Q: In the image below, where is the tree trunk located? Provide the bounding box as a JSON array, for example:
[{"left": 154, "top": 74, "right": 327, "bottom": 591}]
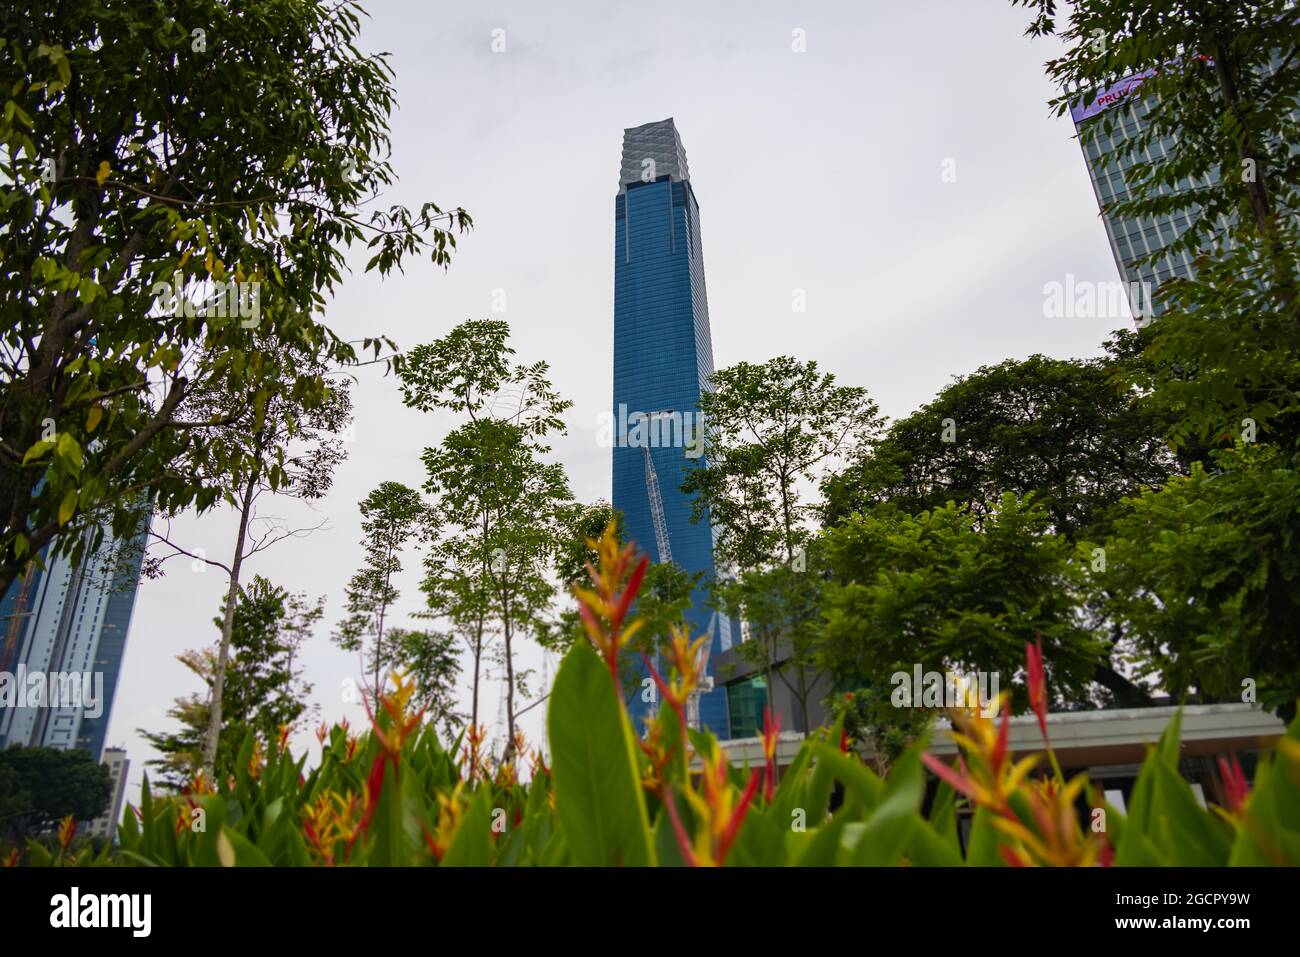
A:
[
  {"left": 502, "top": 593, "right": 517, "bottom": 761},
  {"left": 202, "top": 474, "right": 257, "bottom": 780},
  {"left": 470, "top": 616, "right": 483, "bottom": 732},
  {"left": 373, "top": 541, "right": 394, "bottom": 701}
]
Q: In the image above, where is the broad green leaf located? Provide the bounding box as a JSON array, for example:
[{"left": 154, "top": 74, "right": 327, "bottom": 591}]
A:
[{"left": 547, "top": 642, "right": 654, "bottom": 866}]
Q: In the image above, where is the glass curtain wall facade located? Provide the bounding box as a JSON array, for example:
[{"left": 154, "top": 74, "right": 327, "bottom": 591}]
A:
[
  {"left": 611, "top": 118, "right": 732, "bottom": 736},
  {"left": 0, "top": 517, "right": 147, "bottom": 760},
  {"left": 1073, "top": 51, "right": 1295, "bottom": 319}
]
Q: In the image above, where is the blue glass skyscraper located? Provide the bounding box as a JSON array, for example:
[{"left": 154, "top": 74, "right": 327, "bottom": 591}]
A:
[{"left": 611, "top": 118, "right": 732, "bottom": 736}]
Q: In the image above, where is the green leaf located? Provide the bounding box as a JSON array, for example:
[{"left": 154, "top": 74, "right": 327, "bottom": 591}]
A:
[
  {"left": 58, "top": 488, "right": 77, "bottom": 526},
  {"left": 547, "top": 642, "right": 654, "bottom": 866},
  {"left": 441, "top": 788, "right": 494, "bottom": 867},
  {"left": 216, "top": 828, "right": 271, "bottom": 867}
]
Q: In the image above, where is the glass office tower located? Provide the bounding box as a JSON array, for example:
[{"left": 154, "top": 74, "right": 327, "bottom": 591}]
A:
[
  {"left": 0, "top": 518, "right": 147, "bottom": 761},
  {"left": 1072, "top": 51, "right": 1294, "bottom": 319},
  {"left": 612, "top": 118, "right": 732, "bottom": 736},
  {"left": 1071, "top": 71, "right": 1204, "bottom": 320}
]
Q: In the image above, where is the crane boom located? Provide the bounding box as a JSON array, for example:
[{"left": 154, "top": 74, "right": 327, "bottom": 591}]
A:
[{"left": 641, "top": 444, "right": 672, "bottom": 565}]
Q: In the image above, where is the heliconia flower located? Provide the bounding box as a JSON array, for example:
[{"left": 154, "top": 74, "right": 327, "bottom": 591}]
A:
[
  {"left": 58, "top": 814, "right": 77, "bottom": 852},
  {"left": 247, "top": 738, "right": 264, "bottom": 780},
  {"left": 369, "top": 668, "right": 424, "bottom": 761},
  {"left": 1216, "top": 754, "right": 1250, "bottom": 815},
  {"left": 999, "top": 846, "right": 1029, "bottom": 868},
  {"left": 186, "top": 769, "right": 215, "bottom": 797},
  {"left": 302, "top": 790, "right": 365, "bottom": 866},
  {"left": 463, "top": 723, "right": 488, "bottom": 781},
  {"left": 316, "top": 722, "right": 330, "bottom": 745},
  {"left": 277, "top": 723, "right": 292, "bottom": 754},
  {"left": 528, "top": 747, "right": 548, "bottom": 779},
  {"left": 495, "top": 759, "right": 518, "bottom": 790},
  {"left": 670, "top": 745, "right": 760, "bottom": 867},
  {"left": 573, "top": 520, "right": 648, "bottom": 681},
  {"left": 926, "top": 684, "right": 1105, "bottom": 867},
  {"left": 421, "top": 784, "right": 467, "bottom": 863},
  {"left": 636, "top": 716, "right": 679, "bottom": 796},
  {"left": 761, "top": 707, "right": 781, "bottom": 803},
  {"left": 3, "top": 848, "right": 18, "bottom": 867},
  {"left": 643, "top": 625, "right": 709, "bottom": 728},
  {"left": 1026, "top": 635, "right": 1049, "bottom": 745}
]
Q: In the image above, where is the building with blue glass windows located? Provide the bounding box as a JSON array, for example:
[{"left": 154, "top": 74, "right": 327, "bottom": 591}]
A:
[
  {"left": 0, "top": 517, "right": 147, "bottom": 761},
  {"left": 611, "top": 118, "right": 733, "bottom": 736}
]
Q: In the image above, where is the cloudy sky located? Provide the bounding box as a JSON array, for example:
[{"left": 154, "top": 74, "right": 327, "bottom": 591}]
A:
[{"left": 106, "top": 0, "right": 1130, "bottom": 795}]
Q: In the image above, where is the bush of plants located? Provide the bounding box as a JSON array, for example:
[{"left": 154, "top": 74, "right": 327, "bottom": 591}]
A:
[{"left": 9, "top": 524, "right": 1298, "bottom": 867}]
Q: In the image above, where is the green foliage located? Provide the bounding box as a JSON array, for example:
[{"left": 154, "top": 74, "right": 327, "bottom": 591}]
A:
[
  {"left": 0, "top": 745, "right": 110, "bottom": 838},
  {"left": 822, "top": 350, "right": 1177, "bottom": 540},
  {"left": 12, "top": 622, "right": 1300, "bottom": 867},
  {"left": 335, "top": 481, "right": 429, "bottom": 700},
  {"left": 387, "top": 626, "right": 462, "bottom": 737},
  {"left": 140, "top": 575, "right": 321, "bottom": 789},
  {"left": 1096, "top": 444, "right": 1300, "bottom": 716},
  {"left": 685, "top": 355, "right": 883, "bottom": 568},
  {"left": 402, "top": 320, "right": 574, "bottom": 744},
  {"left": 547, "top": 643, "right": 654, "bottom": 865},
  {"left": 0, "top": 0, "right": 469, "bottom": 595},
  {"left": 819, "top": 494, "right": 1102, "bottom": 715}
]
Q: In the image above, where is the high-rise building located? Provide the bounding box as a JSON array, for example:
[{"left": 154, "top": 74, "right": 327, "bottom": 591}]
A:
[
  {"left": 86, "top": 746, "right": 130, "bottom": 842},
  {"left": 1071, "top": 71, "right": 1202, "bottom": 320},
  {"left": 611, "top": 118, "right": 732, "bottom": 736},
  {"left": 1072, "top": 52, "right": 1294, "bottom": 319},
  {"left": 0, "top": 517, "right": 147, "bottom": 760}
]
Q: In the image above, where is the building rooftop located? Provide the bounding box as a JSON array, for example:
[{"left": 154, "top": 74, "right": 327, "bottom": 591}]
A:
[{"left": 619, "top": 117, "right": 690, "bottom": 192}]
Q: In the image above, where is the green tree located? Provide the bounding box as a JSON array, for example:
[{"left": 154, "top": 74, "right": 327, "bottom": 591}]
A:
[
  {"left": 683, "top": 356, "right": 882, "bottom": 731},
  {"left": 1011, "top": 0, "right": 1300, "bottom": 449},
  {"left": 822, "top": 349, "right": 1176, "bottom": 539},
  {"left": 147, "top": 353, "right": 349, "bottom": 778},
  {"left": 387, "top": 626, "right": 462, "bottom": 738},
  {"left": 402, "top": 320, "right": 573, "bottom": 753},
  {"left": 1012, "top": 0, "right": 1300, "bottom": 715},
  {"left": 1097, "top": 444, "right": 1300, "bottom": 718},
  {"left": 0, "top": 745, "right": 110, "bottom": 837},
  {"left": 819, "top": 495, "right": 1103, "bottom": 725},
  {"left": 140, "top": 575, "right": 321, "bottom": 788},
  {"left": 0, "top": 0, "right": 469, "bottom": 596},
  {"left": 335, "top": 481, "right": 429, "bottom": 701}
]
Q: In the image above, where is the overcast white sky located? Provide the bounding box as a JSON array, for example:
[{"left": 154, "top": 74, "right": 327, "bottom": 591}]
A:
[{"left": 106, "top": 0, "right": 1130, "bottom": 797}]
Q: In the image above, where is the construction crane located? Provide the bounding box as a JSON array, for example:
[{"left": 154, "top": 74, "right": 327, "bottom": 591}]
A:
[
  {"left": 641, "top": 443, "right": 672, "bottom": 565},
  {"left": 641, "top": 420, "right": 714, "bottom": 729}
]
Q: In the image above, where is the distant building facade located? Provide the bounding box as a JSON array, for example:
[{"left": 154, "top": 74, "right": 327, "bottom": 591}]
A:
[
  {"left": 86, "top": 746, "right": 130, "bottom": 842},
  {"left": 0, "top": 517, "right": 148, "bottom": 760}
]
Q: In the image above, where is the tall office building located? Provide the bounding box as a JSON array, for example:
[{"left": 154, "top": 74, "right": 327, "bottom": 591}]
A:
[
  {"left": 612, "top": 118, "right": 732, "bottom": 736},
  {"left": 87, "top": 746, "right": 130, "bottom": 842},
  {"left": 1071, "top": 71, "right": 1204, "bottom": 320},
  {"left": 0, "top": 517, "right": 147, "bottom": 760},
  {"left": 1072, "top": 52, "right": 1293, "bottom": 318}
]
